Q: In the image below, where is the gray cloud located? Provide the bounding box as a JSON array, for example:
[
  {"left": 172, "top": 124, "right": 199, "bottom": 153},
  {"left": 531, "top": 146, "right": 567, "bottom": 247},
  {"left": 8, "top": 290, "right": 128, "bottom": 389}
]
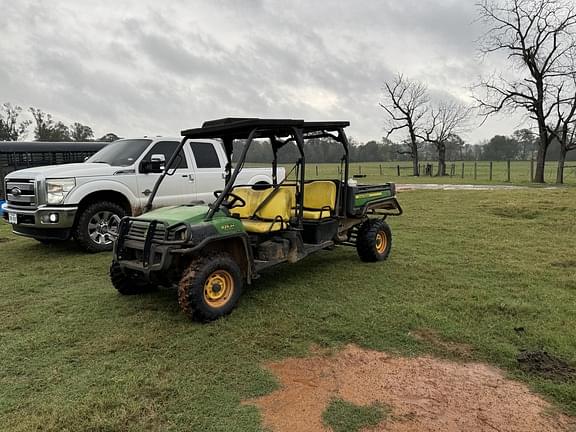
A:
[{"left": 0, "top": 0, "right": 526, "bottom": 142}]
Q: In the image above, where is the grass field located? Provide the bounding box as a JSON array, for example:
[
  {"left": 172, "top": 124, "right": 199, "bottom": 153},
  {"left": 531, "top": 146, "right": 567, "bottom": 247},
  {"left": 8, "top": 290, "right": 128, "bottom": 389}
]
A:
[
  {"left": 264, "top": 160, "right": 576, "bottom": 185},
  {"left": 1, "top": 188, "right": 575, "bottom": 431}
]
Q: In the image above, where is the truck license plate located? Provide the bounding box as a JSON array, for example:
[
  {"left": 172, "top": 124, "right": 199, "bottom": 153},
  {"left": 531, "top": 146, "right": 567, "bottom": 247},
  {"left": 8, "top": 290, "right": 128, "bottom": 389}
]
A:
[{"left": 8, "top": 213, "right": 17, "bottom": 224}]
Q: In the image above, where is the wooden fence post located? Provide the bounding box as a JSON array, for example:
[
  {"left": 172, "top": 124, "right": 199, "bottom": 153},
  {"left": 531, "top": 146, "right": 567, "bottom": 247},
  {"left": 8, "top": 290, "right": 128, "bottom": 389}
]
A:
[
  {"left": 506, "top": 160, "right": 511, "bottom": 182},
  {"left": 397, "top": 165, "right": 400, "bottom": 176},
  {"left": 379, "top": 164, "right": 382, "bottom": 175},
  {"left": 461, "top": 162, "right": 465, "bottom": 179},
  {"left": 489, "top": 161, "right": 493, "bottom": 181},
  {"left": 530, "top": 159, "right": 534, "bottom": 182},
  {"left": 474, "top": 162, "right": 477, "bottom": 180},
  {"left": 315, "top": 165, "right": 318, "bottom": 176},
  {"left": 359, "top": 165, "right": 362, "bottom": 175}
]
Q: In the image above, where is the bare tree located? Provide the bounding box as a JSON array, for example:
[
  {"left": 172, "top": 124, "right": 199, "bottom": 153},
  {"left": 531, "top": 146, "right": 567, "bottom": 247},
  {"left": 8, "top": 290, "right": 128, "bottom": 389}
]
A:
[
  {"left": 0, "top": 103, "right": 31, "bottom": 141},
  {"left": 419, "top": 101, "right": 471, "bottom": 176},
  {"left": 475, "top": 0, "right": 576, "bottom": 183},
  {"left": 549, "top": 79, "right": 576, "bottom": 182},
  {"left": 380, "top": 74, "right": 429, "bottom": 176}
]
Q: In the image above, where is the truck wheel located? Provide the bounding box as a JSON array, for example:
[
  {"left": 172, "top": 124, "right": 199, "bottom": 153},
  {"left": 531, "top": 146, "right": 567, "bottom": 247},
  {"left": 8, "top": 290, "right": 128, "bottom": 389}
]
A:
[
  {"left": 178, "top": 252, "right": 244, "bottom": 322},
  {"left": 110, "top": 262, "right": 156, "bottom": 295},
  {"left": 74, "top": 201, "right": 125, "bottom": 253},
  {"left": 356, "top": 219, "right": 392, "bottom": 262}
]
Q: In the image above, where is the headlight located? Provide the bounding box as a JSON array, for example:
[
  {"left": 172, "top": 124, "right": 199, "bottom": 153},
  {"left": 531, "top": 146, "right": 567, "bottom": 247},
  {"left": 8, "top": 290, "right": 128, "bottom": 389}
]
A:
[{"left": 46, "top": 178, "right": 76, "bottom": 204}]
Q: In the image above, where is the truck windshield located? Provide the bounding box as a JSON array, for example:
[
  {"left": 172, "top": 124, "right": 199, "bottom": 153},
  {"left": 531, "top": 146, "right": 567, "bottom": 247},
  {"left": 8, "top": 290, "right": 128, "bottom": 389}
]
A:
[{"left": 86, "top": 139, "right": 152, "bottom": 166}]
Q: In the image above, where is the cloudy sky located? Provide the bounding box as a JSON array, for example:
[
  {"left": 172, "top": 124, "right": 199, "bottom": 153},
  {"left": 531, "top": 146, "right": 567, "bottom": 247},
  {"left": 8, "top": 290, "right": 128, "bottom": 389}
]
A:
[{"left": 0, "top": 0, "right": 527, "bottom": 143}]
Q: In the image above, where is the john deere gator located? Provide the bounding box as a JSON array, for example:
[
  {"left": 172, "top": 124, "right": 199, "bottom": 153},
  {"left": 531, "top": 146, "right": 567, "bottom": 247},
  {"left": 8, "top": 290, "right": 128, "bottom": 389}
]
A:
[{"left": 110, "top": 118, "right": 402, "bottom": 322}]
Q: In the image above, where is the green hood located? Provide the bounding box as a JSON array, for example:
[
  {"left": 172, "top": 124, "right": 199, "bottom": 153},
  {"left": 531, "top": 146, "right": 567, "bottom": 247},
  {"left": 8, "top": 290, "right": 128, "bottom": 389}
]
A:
[
  {"left": 135, "top": 205, "right": 245, "bottom": 235},
  {"left": 137, "top": 205, "right": 212, "bottom": 226}
]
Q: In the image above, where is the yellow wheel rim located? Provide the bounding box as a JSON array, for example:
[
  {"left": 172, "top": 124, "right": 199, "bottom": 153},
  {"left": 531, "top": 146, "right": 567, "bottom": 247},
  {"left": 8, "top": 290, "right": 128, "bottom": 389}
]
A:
[
  {"left": 203, "top": 270, "right": 234, "bottom": 308},
  {"left": 375, "top": 231, "right": 387, "bottom": 254}
]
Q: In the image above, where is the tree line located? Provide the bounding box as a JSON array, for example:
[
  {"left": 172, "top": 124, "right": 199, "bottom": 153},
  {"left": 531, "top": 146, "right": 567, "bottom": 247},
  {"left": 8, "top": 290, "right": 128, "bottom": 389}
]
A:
[
  {"left": 234, "top": 128, "right": 574, "bottom": 165},
  {"left": 0, "top": 103, "right": 120, "bottom": 142},
  {"left": 3, "top": 101, "right": 573, "bottom": 166}
]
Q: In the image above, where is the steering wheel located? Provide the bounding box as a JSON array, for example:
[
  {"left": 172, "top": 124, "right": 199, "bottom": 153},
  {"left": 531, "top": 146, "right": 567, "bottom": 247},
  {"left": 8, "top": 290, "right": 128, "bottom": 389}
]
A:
[{"left": 213, "top": 191, "right": 246, "bottom": 209}]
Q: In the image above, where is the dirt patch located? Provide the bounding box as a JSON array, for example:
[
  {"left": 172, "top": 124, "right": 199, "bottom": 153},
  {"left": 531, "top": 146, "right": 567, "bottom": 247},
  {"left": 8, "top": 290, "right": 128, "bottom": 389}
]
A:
[
  {"left": 518, "top": 350, "right": 576, "bottom": 382},
  {"left": 410, "top": 328, "right": 473, "bottom": 358},
  {"left": 245, "top": 345, "right": 574, "bottom": 432}
]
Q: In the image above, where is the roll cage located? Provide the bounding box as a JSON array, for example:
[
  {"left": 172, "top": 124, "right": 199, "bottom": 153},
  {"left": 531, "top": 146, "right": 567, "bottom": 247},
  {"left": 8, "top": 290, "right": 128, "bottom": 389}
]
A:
[{"left": 144, "top": 118, "right": 352, "bottom": 226}]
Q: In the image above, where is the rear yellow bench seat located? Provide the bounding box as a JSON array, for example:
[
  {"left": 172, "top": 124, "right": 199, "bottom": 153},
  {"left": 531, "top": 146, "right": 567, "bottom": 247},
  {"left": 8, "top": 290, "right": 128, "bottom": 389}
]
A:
[
  {"left": 285, "top": 181, "right": 337, "bottom": 220},
  {"left": 231, "top": 187, "right": 294, "bottom": 233}
]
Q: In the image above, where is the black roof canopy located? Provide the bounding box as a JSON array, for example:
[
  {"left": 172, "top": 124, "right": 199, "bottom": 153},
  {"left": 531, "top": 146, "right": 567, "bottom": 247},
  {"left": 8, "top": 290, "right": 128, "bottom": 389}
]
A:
[{"left": 181, "top": 118, "right": 350, "bottom": 140}]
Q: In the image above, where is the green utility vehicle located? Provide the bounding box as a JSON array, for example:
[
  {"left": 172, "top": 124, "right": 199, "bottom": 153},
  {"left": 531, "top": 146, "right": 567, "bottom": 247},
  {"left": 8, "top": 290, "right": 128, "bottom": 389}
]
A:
[{"left": 110, "top": 118, "right": 402, "bottom": 322}]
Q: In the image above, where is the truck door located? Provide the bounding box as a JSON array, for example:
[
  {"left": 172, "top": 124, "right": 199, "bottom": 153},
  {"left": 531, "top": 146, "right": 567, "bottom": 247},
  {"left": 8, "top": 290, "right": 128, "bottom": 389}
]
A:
[
  {"left": 136, "top": 141, "right": 197, "bottom": 210},
  {"left": 187, "top": 141, "right": 226, "bottom": 204}
]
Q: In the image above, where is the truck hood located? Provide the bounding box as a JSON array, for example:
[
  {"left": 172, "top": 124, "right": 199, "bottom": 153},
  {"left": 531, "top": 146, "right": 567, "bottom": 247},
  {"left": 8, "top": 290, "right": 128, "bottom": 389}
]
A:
[{"left": 5, "top": 163, "right": 129, "bottom": 180}]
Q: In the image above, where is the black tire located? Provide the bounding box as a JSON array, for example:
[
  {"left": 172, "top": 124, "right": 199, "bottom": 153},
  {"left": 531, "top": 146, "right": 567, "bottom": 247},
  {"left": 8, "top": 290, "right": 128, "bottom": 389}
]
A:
[
  {"left": 110, "top": 262, "right": 156, "bottom": 295},
  {"left": 356, "top": 219, "right": 392, "bottom": 262},
  {"left": 74, "top": 201, "right": 125, "bottom": 253},
  {"left": 178, "top": 252, "right": 244, "bottom": 322}
]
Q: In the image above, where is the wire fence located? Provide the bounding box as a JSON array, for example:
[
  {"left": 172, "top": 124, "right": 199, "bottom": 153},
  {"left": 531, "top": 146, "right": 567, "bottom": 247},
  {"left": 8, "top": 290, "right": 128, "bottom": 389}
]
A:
[{"left": 304, "top": 161, "right": 576, "bottom": 184}]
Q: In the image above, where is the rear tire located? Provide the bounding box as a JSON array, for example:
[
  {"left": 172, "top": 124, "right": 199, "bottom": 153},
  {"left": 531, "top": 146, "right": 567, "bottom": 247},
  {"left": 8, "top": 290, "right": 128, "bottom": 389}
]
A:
[
  {"left": 74, "top": 201, "right": 125, "bottom": 253},
  {"left": 178, "top": 252, "right": 244, "bottom": 322},
  {"left": 110, "top": 262, "right": 156, "bottom": 295},
  {"left": 356, "top": 219, "right": 392, "bottom": 262}
]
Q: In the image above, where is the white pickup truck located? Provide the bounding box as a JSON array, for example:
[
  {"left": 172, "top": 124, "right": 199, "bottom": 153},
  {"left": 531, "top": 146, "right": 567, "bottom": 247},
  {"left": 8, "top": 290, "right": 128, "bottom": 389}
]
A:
[{"left": 2, "top": 137, "right": 283, "bottom": 252}]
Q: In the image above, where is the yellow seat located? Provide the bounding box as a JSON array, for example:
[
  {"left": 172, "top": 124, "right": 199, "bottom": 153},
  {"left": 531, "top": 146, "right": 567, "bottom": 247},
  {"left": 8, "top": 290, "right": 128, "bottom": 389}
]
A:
[
  {"left": 231, "top": 187, "right": 294, "bottom": 233},
  {"left": 289, "top": 181, "right": 337, "bottom": 220}
]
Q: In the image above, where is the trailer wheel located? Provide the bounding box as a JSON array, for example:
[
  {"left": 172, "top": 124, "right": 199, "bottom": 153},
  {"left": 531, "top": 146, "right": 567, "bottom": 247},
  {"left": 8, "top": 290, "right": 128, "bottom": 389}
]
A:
[
  {"left": 356, "top": 219, "right": 392, "bottom": 262},
  {"left": 178, "top": 252, "right": 244, "bottom": 322},
  {"left": 110, "top": 262, "right": 156, "bottom": 295}
]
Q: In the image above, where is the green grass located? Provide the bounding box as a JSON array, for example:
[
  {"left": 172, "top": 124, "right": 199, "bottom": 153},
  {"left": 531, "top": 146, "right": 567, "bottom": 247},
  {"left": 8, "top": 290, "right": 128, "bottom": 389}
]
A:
[
  {"left": 1, "top": 188, "right": 576, "bottom": 431},
  {"left": 322, "top": 398, "right": 388, "bottom": 432},
  {"left": 249, "top": 160, "right": 576, "bottom": 185}
]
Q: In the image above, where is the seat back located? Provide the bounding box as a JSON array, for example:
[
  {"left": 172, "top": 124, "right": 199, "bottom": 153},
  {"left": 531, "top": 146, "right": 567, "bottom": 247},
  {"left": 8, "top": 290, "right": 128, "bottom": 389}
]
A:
[
  {"left": 231, "top": 187, "right": 293, "bottom": 222},
  {"left": 303, "top": 181, "right": 337, "bottom": 211}
]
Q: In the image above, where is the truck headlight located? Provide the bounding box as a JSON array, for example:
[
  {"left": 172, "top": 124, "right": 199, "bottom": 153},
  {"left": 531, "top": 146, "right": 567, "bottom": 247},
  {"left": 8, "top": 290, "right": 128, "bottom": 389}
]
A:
[{"left": 46, "top": 178, "right": 76, "bottom": 204}]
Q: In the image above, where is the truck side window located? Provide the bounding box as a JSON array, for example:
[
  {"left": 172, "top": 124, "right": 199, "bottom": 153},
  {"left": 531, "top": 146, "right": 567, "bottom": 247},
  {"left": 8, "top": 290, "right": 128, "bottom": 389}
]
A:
[
  {"left": 189, "top": 142, "right": 221, "bottom": 168},
  {"left": 142, "top": 141, "right": 187, "bottom": 169}
]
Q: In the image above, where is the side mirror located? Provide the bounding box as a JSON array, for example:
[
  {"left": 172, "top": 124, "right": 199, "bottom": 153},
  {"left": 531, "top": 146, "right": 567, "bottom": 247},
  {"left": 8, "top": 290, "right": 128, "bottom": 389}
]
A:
[{"left": 141, "top": 154, "right": 165, "bottom": 173}]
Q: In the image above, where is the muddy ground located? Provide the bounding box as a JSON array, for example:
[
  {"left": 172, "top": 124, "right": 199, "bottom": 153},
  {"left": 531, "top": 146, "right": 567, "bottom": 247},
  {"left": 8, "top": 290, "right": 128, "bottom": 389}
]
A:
[{"left": 245, "top": 345, "right": 575, "bottom": 432}]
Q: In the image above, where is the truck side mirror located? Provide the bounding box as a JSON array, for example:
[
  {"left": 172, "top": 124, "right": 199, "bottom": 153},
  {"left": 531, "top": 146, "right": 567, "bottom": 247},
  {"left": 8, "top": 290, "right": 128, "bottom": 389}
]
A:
[{"left": 141, "top": 154, "right": 166, "bottom": 173}]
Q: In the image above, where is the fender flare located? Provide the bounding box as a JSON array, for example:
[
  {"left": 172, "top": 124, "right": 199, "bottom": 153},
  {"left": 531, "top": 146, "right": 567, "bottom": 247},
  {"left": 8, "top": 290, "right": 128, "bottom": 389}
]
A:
[{"left": 65, "top": 180, "right": 139, "bottom": 211}]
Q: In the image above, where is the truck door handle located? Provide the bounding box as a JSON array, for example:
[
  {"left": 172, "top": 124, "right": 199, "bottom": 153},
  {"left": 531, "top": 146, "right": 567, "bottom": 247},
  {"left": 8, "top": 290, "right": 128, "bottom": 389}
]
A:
[{"left": 142, "top": 189, "right": 152, "bottom": 196}]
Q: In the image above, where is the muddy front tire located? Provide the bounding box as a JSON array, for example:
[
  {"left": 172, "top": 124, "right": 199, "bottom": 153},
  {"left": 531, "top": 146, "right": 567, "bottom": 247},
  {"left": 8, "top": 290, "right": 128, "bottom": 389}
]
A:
[
  {"left": 110, "top": 262, "right": 156, "bottom": 295},
  {"left": 356, "top": 219, "right": 392, "bottom": 262},
  {"left": 178, "top": 252, "right": 244, "bottom": 322}
]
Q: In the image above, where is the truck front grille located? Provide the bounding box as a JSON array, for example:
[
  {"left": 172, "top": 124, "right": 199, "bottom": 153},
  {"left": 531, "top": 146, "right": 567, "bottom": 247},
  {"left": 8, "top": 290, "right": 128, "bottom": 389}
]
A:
[{"left": 6, "top": 180, "right": 37, "bottom": 207}]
